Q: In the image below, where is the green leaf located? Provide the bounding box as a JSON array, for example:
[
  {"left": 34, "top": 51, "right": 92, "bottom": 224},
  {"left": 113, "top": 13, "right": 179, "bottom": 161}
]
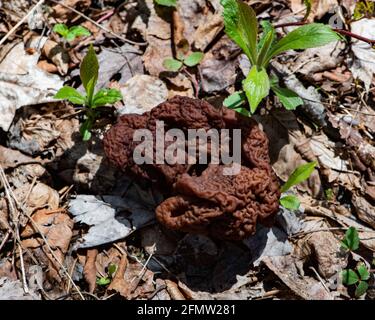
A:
[
  {"left": 223, "top": 91, "right": 247, "bottom": 109},
  {"left": 342, "top": 269, "right": 359, "bottom": 286},
  {"left": 154, "top": 0, "right": 177, "bottom": 7},
  {"left": 280, "top": 195, "right": 301, "bottom": 211},
  {"left": 233, "top": 107, "right": 251, "bottom": 117},
  {"left": 280, "top": 161, "right": 317, "bottom": 193},
  {"left": 96, "top": 277, "right": 111, "bottom": 286},
  {"left": 266, "top": 23, "right": 341, "bottom": 63},
  {"left": 237, "top": 0, "right": 258, "bottom": 64},
  {"left": 53, "top": 23, "right": 69, "bottom": 38},
  {"left": 184, "top": 52, "right": 204, "bottom": 67},
  {"left": 108, "top": 264, "right": 117, "bottom": 278},
  {"left": 242, "top": 65, "right": 270, "bottom": 114},
  {"left": 66, "top": 26, "right": 91, "bottom": 42},
  {"left": 80, "top": 44, "right": 99, "bottom": 105},
  {"left": 341, "top": 227, "right": 360, "bottom": 251},
  {"left": 357, "top": 263, "right": 370, "bottom": 281},
  {"left": 257, "top": 28, "right": 275, "bottom": 67},
  {"left": 355, "top": 281, "right": 369, "bottom": 298},
  {"left": 92, "top": 89, "right": 123, "bottom": 107},
  {"left": 303, "top": 0, "right": 312, "bottom": 21},
  {"left": 80, "top": 119, "right": 93, "bottom": 141},
  {"left": 221, "top": 0, "right": 258, "bottom": 64},
  {"left": 54, "top": 86, "right": 86, "bottom": 105},
  {"left": 271, "top": 85, "right": 303, "bottom": 110},
  {"left": 163, "top": 58, "right": 183, "bottom": 72},
  {"left": 258, "top": 20, "right": 276, "bottom": 51}
]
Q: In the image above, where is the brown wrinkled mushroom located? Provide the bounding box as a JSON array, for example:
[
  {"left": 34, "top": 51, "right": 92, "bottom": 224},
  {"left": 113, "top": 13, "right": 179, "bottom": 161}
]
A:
[{"left": 103, "top": 96, "right": 280, "bottom": 240}]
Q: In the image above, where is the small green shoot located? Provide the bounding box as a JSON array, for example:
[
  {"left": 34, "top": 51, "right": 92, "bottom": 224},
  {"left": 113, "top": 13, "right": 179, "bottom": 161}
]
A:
[
  {"left": 163, "top": 52, "right": 204, "bottom": 72},
  {"left": 54, "top": 45, "right": 123, "bottom": 141},
  {"left": 341, "top": 226, "right": 360, "bottom": 252},
  {"left": 342, "top": 262, "right": 371, "bottom": 298},
  {"left": 96, "top": 263, "right": 117, "bottom": 286},
  {"left": 53, "top": 23, "right": 91, "bottom": 42},
  {"left": 279, "top": 161, "right": 317, "bottom": 211},
  {"left": 221, "top": 0, "right": 340, "bottom": 114}
]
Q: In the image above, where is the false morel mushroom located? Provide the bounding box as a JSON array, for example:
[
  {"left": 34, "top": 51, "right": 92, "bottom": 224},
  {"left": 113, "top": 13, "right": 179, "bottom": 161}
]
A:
[{"left": 103, "top": 96, "right": 280, "bottom": 240}]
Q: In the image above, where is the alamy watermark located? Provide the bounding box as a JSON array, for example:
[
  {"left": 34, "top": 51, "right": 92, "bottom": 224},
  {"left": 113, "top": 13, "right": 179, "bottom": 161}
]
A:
[{"left": 132, "top": 121, "right": 242, "bottom": 175}]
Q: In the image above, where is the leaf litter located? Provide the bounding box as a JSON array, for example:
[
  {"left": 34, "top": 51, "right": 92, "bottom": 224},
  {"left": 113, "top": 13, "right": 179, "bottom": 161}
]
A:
[{"left": 0, "top": 0, "right": 374, "bottom": 301}]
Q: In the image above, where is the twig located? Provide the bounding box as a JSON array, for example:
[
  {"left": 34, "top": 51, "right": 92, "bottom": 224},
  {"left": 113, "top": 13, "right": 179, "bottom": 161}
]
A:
[
  {"left": 47, "top": 0, "right": 147, "bottom": 46},
  {"left": 18, "top": 244, "right": 29, "bottom": 294},
  {"left": 0, "top": 165, "right": 85, "bottom": 300},
  {"left": 0, "top": 0, "right": 45, "bottom": 46},
  {"left": 274, "top": 22, "right": 375, "bottom": 45}
]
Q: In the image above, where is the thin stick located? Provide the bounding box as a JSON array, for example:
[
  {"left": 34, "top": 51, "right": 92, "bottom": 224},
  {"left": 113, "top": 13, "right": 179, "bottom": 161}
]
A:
[
  {"left": 18, "top": 244, "right": 29, "bottom": 294},
  {"left": 0, "top": 0, "right": 45, "bottom": 46},
  {"left": 47, "top": 0, "right": 147, "bottom": 46}
]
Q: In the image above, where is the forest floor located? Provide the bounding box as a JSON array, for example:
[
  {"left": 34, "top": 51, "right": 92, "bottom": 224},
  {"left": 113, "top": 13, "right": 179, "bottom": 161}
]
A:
[{"left": 0, "top": 0, "right": 374, "bottom": 300}]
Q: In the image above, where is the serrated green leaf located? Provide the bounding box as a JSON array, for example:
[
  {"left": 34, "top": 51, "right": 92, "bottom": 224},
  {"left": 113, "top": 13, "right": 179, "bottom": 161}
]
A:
[
  {"left": 280, "top": 161, "right": 317, "bottom": 193},
  {"left": 81, "top": 44, "right": 99, "bottom": 105},
  {"left": 53, "top": 23, "right": 69, "bottom": 38},
  {"left": 163, "top": 58, "right": 183, "bottom": 72},
  {"left": 184, "top": 52, "right": 204, "bottom": 67},
  {"left": 54, "top": 86, "right": 86, "bottom": 105},
  {"left": 280, "top": 195, "right": 301, "bottom": 211},
  {"left": 271, "top": 85, "right": 303, "bottom": 110},
  {"left": 242, "top": 65, "right": 270, "bottom": 114},
  {"left": 355, "top": 281, "right": 369, "bottom": 297},
  {"left": 357, "top": 263, "right": 370, "bottom": 281},
  {"left": 155, "top": 0, "right": 177, "bottom": 7},
  {"left": 341, "top": 227, "right": 360, "bottom": 251},
  {"left": 221, "top": 0, "right": 257, "bottom": 64},
  {"left": 223, "top": 91, "right": 247, "bottom": 109},
  {"left": 96, "top": 277, "right": 111, "bottom": 286},
  {"left": 266, "top": 23, "right": 340, "bottom": 63},
  {"left": 92, "top": 89, "right": 123, "bottom": 107},
  {"left": 257, "top": 28, "right": 275, "bottom": 67},
  {"left": 342, "top": 269, "right": 359, "bottom": 286}
]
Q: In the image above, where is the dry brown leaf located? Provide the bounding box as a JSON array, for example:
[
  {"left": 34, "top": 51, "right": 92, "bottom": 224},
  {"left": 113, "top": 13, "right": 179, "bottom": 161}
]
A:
[
  {"left": 165, "top": 279, "right": 186, "bottom": 300},
  {"left": 263, "top": 255, "right": 334, "bottom": 300},
  {"left": 108, "top": 254, "right": 130, "bottom": 298},
  {"left": 83, "top": 249, "right": 98, "bottom": 293}
]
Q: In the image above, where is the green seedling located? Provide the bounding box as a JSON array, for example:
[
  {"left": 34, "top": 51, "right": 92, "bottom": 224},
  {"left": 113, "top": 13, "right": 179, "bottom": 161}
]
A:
[
  {"left": 53, "top": 23, "right": 91, "bottom": 43},
  {"left": 96, "top": 263, "right": 117, "bottom": 286},
  {"left": 163, "top": 52, "right": 204, "bottom": 72},
  {"left": 221, "top": 0, "right": 340, "bottom": 114},
  {"left": 341, "top": 226, "right": 360, "bottom": 252},
  {"left": 54, "top": 45, "right": 123, "bottom": 141},
  {"left": 279, "top": 161, "right": 317, "bottom": 211},
  {"left": 342, "top": 262, "right": 370, "bottom": 298},
  {"left": 341, "top": 227, "right": 372, "bottom": 298},
  {"left": 154, "top": 0, "right": 177, "bottom": 7}
]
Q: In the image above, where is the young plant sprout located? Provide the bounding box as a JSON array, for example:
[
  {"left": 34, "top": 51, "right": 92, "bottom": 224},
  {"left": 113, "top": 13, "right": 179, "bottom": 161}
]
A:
[
  {"left": 54, "top": 45, "right": 123, "bottom": 141},
  {"left": 221, "top": 0, "right": 341, "bottom": 115},
  {"left": 53, "top": 23, "right": 91, "bottom": 45},
  {"left": 279, "top": 161, "right": 317, "bottom": 210},
  {"left": 163, "top": 51, "right": 204, "bottom": 72}
]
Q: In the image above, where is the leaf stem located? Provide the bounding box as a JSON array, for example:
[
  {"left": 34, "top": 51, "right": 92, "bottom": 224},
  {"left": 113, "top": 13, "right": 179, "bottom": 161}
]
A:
[{"left": 274, "top": 22, "right": 375, "bottom": 45}]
